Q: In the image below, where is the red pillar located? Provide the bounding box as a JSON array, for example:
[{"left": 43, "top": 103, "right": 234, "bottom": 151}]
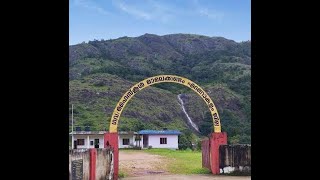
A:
[
  {"left": 210, "top": 132, "right": 227, "bottom": 174},
  {"left": 104, "top": 132, "right": 119, "bottom": 180},
  {"left": 89, "top": 148, "right": 97, "bottom": 180}
]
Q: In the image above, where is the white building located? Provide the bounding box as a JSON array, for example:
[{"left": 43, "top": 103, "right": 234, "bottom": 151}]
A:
[
  {"left": 70, "top": 129, "right": 181, "bottom": 150},
  {"left": 118, "top": 131, "right": 142, "bottom": 148},
  {"left": 138, "top": 130, "right": 181, "bottom": 149},
  {"left": 70, "top": 131, "right": 106, "bottom": 149}
]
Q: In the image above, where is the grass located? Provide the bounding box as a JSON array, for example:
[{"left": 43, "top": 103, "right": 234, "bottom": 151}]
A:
[
  {"left": 143, "top": 148, "right": 211, "bottom": 174},
  {"left": 118, "top": 170, "right": 127, "bottom": 178}
]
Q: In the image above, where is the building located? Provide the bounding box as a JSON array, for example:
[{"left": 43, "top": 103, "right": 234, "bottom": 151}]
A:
[
  {"left": 70, "top": 129, "right": 181, "bottom": 150},
  {"left": 118, "top": 131, "right": 141, "bottom": 148},
  {"left": 138, "top": 130, "right": 181, "bottom": 149},
  {"left": 71, "top": 131, "right": 106, "bottom": 149}
]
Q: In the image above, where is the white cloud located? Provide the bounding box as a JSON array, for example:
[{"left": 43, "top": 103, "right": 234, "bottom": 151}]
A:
[
  {"left": 74, "top": 0, "right": 110, "bottom": 15},
  {"left": 75, "top": 0, "right": 224, "bottom": 22},
  {"left": 112, "top": 0, "right": 175, "bottom": 23},
  {"left": 117, "top": 1, "right": 152, "bottom": 20}
]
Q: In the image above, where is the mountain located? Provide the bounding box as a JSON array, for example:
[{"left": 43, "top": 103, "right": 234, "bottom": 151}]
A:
[{"left": 69, "top": 33, "right": 251, "bottom": 144}]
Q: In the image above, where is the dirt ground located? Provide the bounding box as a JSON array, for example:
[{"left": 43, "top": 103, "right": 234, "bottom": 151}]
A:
[
  {"left": 119, "top": 151, "right": 171, "bottom": 177},
  {"left": 121, "top": 174, "right": 251, "bottom": 180},
  {"left": 119, "top": 151, "right": 251, "bottom": 180}
]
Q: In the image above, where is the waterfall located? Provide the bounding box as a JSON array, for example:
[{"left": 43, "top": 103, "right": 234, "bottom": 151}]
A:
[{"left": 177, "top": 94, "right": 199, "bottom": 132}]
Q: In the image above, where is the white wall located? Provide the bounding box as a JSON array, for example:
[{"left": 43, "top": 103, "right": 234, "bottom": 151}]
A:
[
  {"left": 118, "top": 134, "right": 133, "bottom": 148},
  {"left": 72, "top": 134, "right": 145, "bottom": 149},
  {"left": 118, "top": 134, "right": 143, "bottom": 148},
  {"left": 73, "top": 134, "right": 104, "bottom": 149},
  {"left": 148, "top": 135, "right": 178, "bottom": 149}
]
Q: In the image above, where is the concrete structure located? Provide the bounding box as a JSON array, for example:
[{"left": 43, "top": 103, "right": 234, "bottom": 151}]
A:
[
  {"left": 118, "top": 131, "right": 142, "bottom": 148},
  {"left": 104, "top": 133, "right": 118, "bottom": 180},
  {"left": 138, "top": 130, "right": 181, "bottom": 149},
  {"left": 70, "top": 131, "right": 141, "bottom": 149},
  {"left": 69, "top": 148, "right": 114, "bottom": 180},
  {"left": 69, "top": 149, "right": 90, "bottom": 179},
  {"left": 219, "top": 144, "right": 251, "bottom": 174},
  {"left": 201, "top": 138, "right": 211, "bottom": 170},
  {"left": 201, "top": 132, "right": 228, "bottom": 175},
  {"left": 70, "top": 129, "right": 181, "bottom": 149},
  {"left": 70, "top": 131, "right": 106, "bottom": 149}
]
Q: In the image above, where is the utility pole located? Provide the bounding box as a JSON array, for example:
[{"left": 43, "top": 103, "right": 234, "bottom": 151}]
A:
[{"left": 71, "top": 104, "right": 74, "bottom": 149}]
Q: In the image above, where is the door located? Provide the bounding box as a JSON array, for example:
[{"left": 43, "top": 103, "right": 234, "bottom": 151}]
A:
[
  {"left": 143, "top": 135, "right": 148, "bottom": 148},
  {"left": 94, "top": 139, "right": 99, "bottom": 148},
  {"left": 73, "top": 140, "right": 77, "bottom": 149}
]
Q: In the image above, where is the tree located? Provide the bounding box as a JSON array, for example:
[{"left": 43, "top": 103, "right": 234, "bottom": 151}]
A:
[
  {"left": 229, "top": 135, "right": 240, "bottom": 144},
  {"left": 178, "top": 129, "right": 193, "bottom": 150},
  {"left": 199, "top": 111, "right": 213, "bottom": 137},
  {"left": 132, "top": 121, "right": 145, "bottom": 132}
]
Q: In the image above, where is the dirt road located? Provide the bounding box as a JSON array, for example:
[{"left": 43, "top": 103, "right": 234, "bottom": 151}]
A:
[
  {"left": 121, "top": 174, "right": 251, "bottom": 180},
  {"left": 119, "top": 150, "right": 170, "bottom": 177},
  {"left": 119, "top": 150, "right": 251, "bottom": 180}
]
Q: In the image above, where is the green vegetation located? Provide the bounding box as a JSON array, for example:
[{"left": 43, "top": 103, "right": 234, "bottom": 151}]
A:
[
  {"left": 118, "top": 171, "right": 126, "bottom": 178},
  {"left": 69, "top": 33, "right": 251, "bottom": 144},
  {"left": 178, "top": 129, "right": 202, "bottom": 150},
  {"left": 144, "top": 149, "right": 211, "bottom": 174},
  {"left": 178, "top": 129, "right": 194, "bottom": 150},
  {"left": 199, "top": 112, "right": 213, "bottom": 137}
]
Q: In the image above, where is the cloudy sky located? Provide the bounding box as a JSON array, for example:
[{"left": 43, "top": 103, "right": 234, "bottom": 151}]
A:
[{"left": 69, "top": 0, "right": 251, "bottom": 45}]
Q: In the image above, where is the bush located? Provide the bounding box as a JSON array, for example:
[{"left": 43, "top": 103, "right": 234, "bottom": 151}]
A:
[
  {"left": 178, "top": 129, "right": 193, "bottom": 150},
  {"left": 119, "top": 171, "right": 126, "bottom": 178},
  {"left": 148, "top": 146, "right": 152, "bottom": 149},
  {"left": 196, "top": 140, "right": 202, "bottom": 150}
]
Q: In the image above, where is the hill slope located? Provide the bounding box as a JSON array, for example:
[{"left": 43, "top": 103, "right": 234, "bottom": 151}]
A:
[{"left": 69, "top": 33, "right": 251, "bottom": 143}]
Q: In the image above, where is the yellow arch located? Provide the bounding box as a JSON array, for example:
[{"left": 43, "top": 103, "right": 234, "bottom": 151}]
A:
[{"left": 109, "top": 75, "right": 221, "bottom": 133}]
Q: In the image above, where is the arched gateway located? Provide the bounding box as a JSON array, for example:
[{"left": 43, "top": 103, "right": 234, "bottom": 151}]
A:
[
  {"left": 104, "top": 75, "right": 227, "bottom": 179},
  {"left": 109, "top": 75, "right": 221, "bottom": 133}
]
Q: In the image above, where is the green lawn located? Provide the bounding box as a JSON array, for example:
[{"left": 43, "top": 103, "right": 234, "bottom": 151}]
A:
[{"left": 143, "top": 149, "right": 211, "bottom": 174}]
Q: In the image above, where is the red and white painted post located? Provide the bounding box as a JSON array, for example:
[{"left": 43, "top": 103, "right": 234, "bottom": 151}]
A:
[
  {"left": 210, "top": 132, "right": 227, "bottom": 174},
  {"left": 89, "top": 148, "right": 97, "bottom": 180},
  {"left": 104, "top": 132, "right": 119, "bottom": 180}
]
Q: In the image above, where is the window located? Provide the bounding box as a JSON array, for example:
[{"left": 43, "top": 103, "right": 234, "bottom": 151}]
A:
[
  {"left": 94, "top": 139, "right": 99, "bottom": 145},
  {"left": 90, "top": 141, "right": 93, "bottom": 145},
  {"left": 160, "top": 138, "right": 167, "bottom": 144},
  {"left": 123, "top": 139, "right": 129, "bottom": 145},
  {"left": 77, "top": 139, "right": 85, "bottom": 145}
]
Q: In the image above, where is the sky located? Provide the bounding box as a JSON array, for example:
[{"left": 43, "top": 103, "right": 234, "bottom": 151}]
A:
[{"left": 69, "top": 0, "right": 251, "bottom": 45}]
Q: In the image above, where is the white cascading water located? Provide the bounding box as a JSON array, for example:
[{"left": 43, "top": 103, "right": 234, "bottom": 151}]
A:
[{"left": 177, "top": 94, "right": 199, "bottom": 132}]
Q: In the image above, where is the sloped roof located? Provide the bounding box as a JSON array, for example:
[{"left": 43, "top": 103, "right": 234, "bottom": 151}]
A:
[
  {"left": 69, "top": 130, "right": 181, "bottom": 135},
  {"left": 69, "top": 131, "right": 107, "bottom": 135},
  {"left": 118, "top": 131, "right": 138, "bottom": 135},
  {"left": 138, "top": 130, "right": 181, "bottom": 135},
  {"left": 69, "top": 131, "right": 138, "bottom": 135}
]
